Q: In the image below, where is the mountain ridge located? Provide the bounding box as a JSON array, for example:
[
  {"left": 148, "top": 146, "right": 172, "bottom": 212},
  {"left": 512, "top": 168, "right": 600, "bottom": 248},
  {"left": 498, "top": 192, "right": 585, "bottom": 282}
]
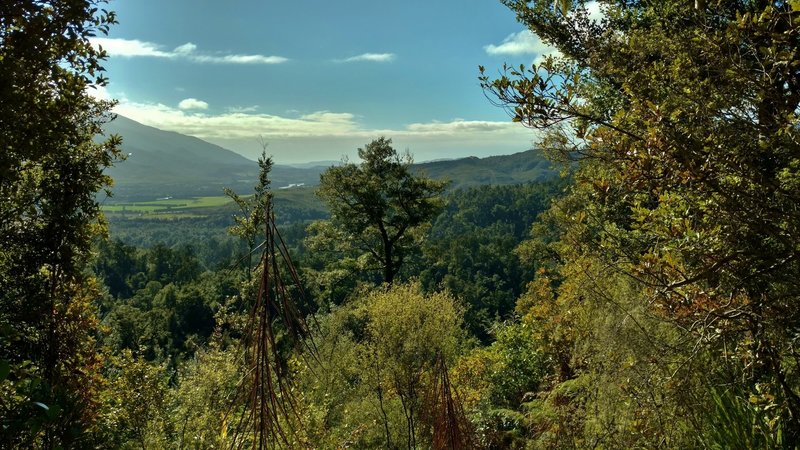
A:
[{"left": 104, "top": 115, "right": 557, "bottom": 200}]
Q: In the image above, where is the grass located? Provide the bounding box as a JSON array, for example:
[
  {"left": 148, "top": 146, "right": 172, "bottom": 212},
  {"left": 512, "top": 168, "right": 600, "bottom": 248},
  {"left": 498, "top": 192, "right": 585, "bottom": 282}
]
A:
[
  {"left": 102, "top": 187, "right": 322, "bottom": 219},
  {"left": 103, "top": 195, "right": 235, "bottom": 212}
]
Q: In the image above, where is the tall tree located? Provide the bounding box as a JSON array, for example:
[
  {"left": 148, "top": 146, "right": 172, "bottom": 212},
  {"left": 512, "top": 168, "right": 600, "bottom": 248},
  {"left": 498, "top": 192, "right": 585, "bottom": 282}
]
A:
[
  {"left": 314, "top": 137, "right": 447, "bottom": 285},
  {"left": 482, "top": 0, "right": 800, "bottom": 445},
  {"left": 0, "top": 1, "right": 120, "bottom": 447}
]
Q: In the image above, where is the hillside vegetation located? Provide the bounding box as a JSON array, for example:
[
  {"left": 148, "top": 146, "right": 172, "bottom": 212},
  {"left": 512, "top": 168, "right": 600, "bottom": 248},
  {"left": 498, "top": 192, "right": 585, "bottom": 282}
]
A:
[
  {"left": 415, "top": 149, "right": 556, "bottom": 188},
  {"left": 4, "top": 1, "right": 800, "bottom": 449}
]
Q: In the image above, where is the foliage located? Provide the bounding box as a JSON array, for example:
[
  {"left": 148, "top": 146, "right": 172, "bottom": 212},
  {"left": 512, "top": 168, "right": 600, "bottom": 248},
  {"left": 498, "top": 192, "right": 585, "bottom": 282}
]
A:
[
  {"left": 313, "top": 137, "right": 447, "bottom": 286},
  {"left": 701, "top": 387, "right": 791, "bottom": 450},
  {"left": 94, "top": 346, "right": 243, "bottom": 450},
  {"left": 452, "top": 322, "right": 549, "bottom": 449},
  {"left": 295, "top": 282, "right": 468, "bottom": 449},
  {"left": 481, "top": 0, "right": 800, "bottom": 446},
  {"left": 94, "top": 241, "right": 238, "bottom": 362},
  {"left": 421, "top": 181, "right": 564, "bottom": 339},
  {"left": 98, "top": 350, "right": 170, "bottom": 449},
  {"left": 225, "top": 151, "right": 274, "bottom": 277},
  {"left": 360, "top": 283, "right": 466, "bottom": 448},
  {"left": 0, "top": 1, "right": 121, "bottom": 446},
  {"left": 165, "top": 347, "right": 241, "bottom": 449}
]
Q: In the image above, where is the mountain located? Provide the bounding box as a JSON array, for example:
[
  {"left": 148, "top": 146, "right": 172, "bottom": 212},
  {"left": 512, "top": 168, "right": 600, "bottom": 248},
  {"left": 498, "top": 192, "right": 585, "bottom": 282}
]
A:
[
  {"left": 414, "top": 151, "right": 556, "bottom": 189},
  {"left": 102, "top": 115, "right": 557, "bottom": 200},
  {"left": 103, "top": 115, "right": 325, "bottom": 200},
  {"left": 105, "top": 115, "right": 253, "bottom": 184},
  {"left": 286, "top": 160, "right": 341, "bottom": 169}
]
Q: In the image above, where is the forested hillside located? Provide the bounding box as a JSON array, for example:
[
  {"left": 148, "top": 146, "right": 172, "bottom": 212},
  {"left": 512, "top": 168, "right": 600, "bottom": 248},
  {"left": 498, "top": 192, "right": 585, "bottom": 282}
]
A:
[
  {"left": 3, "top": 1, "right": 800, "bottom": 449},
  {"left": 415, "top": 150, "right": 557, "bottom": 188}
]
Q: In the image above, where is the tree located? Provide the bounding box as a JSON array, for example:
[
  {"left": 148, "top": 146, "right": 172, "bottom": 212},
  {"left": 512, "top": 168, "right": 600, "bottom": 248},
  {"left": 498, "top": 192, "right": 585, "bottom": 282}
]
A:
[
  {"left": 225, "top": 148, "right": 274, "bottom": 279},
  {"left": 420, "top": 182, "right": 563, "bottom": 340},
  {"left": 482, "top": 0, "right": 800, "bottom": 446},
  {"left": 0, "top": 1, "right": 120, "bottom": 446},
  {"left": 98, "top": 350, "right": 170, "bottom": 449},
  {"left": 92, "top": 239, "right": 141, "bottom": 299},
  {"left": 295, "top": 282, "right": 469, "bottom": 449},
  {"left": 225, "top": 151, "right": 316, "bottom": 448},
  {"left": 315, "top": 137, "right": 447, "bottom": 285},
  {"left": 363, "top": 283, "right": 464, "bottom": 449},
  {"left": 164, "top": 347, "right": 240, "bottom": 449}
]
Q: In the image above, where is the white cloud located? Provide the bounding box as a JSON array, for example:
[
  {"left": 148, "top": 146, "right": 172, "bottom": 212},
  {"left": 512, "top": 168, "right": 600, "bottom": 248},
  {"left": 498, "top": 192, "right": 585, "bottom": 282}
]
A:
[
  {"left": 337, "top": 53, "right": 395, "bottom": 63},
  {"left": 173, "top": 42, "right": 197, "bottom": 54},
  {"left": 102, "top": 91, "right": 539, "bottom": 163},
  {"left": 113, "top": 102, "right": 360, "bottom": 139},
  {"left": 227, "top": 105, "right": 260, "bottom": 113},
  {"left": 485, "top": 30, "right": 561, "bottom": 65},
  {"left": 404, "top": 120, "right": 520, "bottom": 134},
  {"left": 585, "top": 1, "right": 604, "bottom": 22},
  {"left": 193, "top": 54, "right": 289, "bottom": 64},
  {"left": 90, "top": 38, "right": 288, "bottom": 65},
  {"left": 86, "top": 84, "right": 112, "bottom": 101},
  {"left": 91, "top": 38, "right": 173, "bottom": 57},
  {"left": 178, "top": 98, "right": 209, "bottom": 110},
  {"left": 485, "top": 30, "right": 556, "bottom": 57},
  {"left": 485, "top": 2, "right": 602, "bottom": 63},
  {"left": 299, "top": 111, "right": 356, "bottom": 123}
]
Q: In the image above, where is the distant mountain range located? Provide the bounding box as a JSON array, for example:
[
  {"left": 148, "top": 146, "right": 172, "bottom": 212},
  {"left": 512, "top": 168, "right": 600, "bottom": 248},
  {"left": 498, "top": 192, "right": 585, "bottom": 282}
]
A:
[
  {"left": 415, "top": 152, "right": 556, "bottom": 189},
  {"left": 103, "top": 115, "right": 557, "bottom": 200}
]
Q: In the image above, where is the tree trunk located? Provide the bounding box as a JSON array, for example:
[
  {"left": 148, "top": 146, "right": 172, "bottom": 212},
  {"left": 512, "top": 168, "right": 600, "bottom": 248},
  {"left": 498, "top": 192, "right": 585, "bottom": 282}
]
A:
[{"left": 381, "top": 227, "right": 395, "bottom": 284}]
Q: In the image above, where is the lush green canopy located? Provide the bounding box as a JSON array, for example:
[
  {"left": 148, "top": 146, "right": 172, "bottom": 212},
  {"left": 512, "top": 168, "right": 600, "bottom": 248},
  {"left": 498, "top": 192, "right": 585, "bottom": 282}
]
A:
[
  {"left": 482, "top": 0, "right": 800, "bottom": 445},
  {"left": 0, "top": 1, "right": 120, "bottom": 446}
]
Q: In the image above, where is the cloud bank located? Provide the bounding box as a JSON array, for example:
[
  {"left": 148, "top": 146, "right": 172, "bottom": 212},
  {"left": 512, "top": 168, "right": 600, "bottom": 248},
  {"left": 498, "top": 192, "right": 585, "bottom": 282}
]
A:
[
  {"left": 91, "top": 38, "right": 288, "bottom": 64},
  {"left": 103, "top": 93, "right": 537, "bottom": 162},
  {"left": 112, "top": 99, "right": 527, "bottom": 141}
]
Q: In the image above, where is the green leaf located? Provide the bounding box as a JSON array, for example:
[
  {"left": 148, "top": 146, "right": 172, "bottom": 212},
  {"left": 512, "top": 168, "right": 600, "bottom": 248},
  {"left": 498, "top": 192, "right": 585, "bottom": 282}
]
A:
[
  {"left": 0, "top": 360, "right": 9, "bottom": 382},
  {"left": 47, "top": 404, "right": 62, "bottom": 420},
  {"left": 32, "top": 402, "right": 49, "bottom": 415}
]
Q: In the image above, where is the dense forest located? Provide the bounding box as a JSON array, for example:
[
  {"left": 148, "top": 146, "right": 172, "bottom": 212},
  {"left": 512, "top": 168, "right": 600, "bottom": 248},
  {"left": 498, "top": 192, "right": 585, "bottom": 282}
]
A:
[{"left": 3, "top": 0, "right": 800, "bottom": 449}]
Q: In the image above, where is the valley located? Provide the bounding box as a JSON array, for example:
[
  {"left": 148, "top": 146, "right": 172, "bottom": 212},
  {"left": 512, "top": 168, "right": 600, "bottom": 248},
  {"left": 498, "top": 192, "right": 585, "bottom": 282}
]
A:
[{"left": 103, "top": 115, "right": 557, "bottom": 203}]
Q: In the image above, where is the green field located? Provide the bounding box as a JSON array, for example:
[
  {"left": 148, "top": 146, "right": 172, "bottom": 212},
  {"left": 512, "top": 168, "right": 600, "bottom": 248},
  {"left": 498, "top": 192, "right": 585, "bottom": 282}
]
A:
[
  {"left": 102, "top": 187, "right": 323, "bottom": 219},
  {"left": 103, "top": 195, "right": 235, "bottom": 213}
]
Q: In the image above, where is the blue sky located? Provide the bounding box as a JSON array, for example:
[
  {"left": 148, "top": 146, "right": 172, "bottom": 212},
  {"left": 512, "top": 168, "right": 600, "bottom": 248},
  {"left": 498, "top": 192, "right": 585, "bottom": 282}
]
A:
[{"left": 91, "top": 0, "right": 589, "bottom": 163}]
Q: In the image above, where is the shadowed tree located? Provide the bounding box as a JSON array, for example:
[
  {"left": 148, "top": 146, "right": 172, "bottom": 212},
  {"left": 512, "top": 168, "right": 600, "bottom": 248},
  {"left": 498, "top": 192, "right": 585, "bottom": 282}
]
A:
[{"left": 0, "top": 1, "right": 121, "bottom": 447}]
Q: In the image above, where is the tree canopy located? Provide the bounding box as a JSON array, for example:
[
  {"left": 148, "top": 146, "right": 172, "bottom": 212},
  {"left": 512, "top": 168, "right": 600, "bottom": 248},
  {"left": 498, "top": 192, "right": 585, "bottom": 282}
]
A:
[
  {"left": 481, "top": 0, "right": 800, "bottom": 445},
  {"left": 9, "top": 0, "right": 800, "bottom": 447},
  {"left": 0, "top": 1, "right": 120, "bottom": 446},
  {"left": 314, "top": 137, "right": 447, "bottom": 285}
]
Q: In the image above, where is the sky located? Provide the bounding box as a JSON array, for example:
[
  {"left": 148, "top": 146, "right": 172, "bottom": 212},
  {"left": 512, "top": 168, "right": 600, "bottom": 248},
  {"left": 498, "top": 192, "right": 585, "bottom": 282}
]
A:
[{"left": 91, "top": 0, "right": 574, "bottom": 163}]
